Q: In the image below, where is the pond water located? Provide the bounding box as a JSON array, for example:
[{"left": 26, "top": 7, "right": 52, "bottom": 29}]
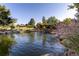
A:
[{"left": 0, "top": 32, "right": 66, "bottom": 56}]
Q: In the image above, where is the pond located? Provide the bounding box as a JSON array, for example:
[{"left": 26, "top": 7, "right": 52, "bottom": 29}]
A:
[{"left": 0, "top": 32, "right": 66, "bottom": 56}]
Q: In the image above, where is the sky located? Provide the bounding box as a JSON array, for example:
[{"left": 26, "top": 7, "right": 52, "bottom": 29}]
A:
[{"left": 0, "top": 3, "right": 77, "bottom": 24}]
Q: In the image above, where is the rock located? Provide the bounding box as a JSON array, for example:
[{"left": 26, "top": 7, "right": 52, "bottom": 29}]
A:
[{"left": 64, "top": 49, "right": 78, "bottom": 56}]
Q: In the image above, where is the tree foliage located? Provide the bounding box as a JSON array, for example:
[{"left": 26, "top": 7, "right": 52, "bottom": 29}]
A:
[
  {"left": 36, "top": 22, "right": 43, "bottom": 30},
  {"left": 28, "top": 18, "right": 35, "bottom": 27},
  {"left": 68, "top": 3, "right": 79, "bottom": 20},
  {"left": 42, "top": 16, "right": 47, "bottom": 25},
  {"left": 0, "top": 5, "right": 16, "bottom": 26},
  {"left": 47, "top": 16, "right": 58, "bottom": 26},
  {"left": 63, "top": 18, "right": 72, "bottom": 25},
  {"left": 36, "top": 16, "right": 58, "bottom": 30}
]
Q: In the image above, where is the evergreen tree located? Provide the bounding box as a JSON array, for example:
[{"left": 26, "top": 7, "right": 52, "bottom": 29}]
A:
[
  {"left": 28, "top": 18, "right": 35, "bottom": 27},
  {"left": 42, "top": 16, "right": 47, "bottom": 25}
]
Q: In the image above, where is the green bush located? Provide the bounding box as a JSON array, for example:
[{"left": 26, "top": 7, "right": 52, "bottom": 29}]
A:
[{"left": 63, "top": 33, "right": 79, "bottom": 54}]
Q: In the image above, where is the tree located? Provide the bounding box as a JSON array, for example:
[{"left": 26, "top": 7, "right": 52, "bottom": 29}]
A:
[
  {"left": 28, "top": 18, "right": 35, "bottom": 27},
  {"left": 68, "top": 3, "right": 79, "bottom": 20},
  {"left": 63, "top": 18, "right": 72, "bottom": 25},
  {"left": 42, "top": 16, "right": 47, "bottom": 25},
  {"left": 45, "top": 16, "right": 58, "bottom": 29},
  {"left": 47, "top": 16, "right": 58, "bottom": 26},
  {"left": 9, "top": 18, "right": 16, "bottom": 30},
  {"left": 0, "top": 5, "right": 16, "bottom": 26},
  {"left": 42, "top": 16, "right": 48, "bottom": 29},
  {"left": 36, "top": 22, "right": 43, "bottom": 30}
]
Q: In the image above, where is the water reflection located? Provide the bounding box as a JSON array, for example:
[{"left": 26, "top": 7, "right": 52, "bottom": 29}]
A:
[
  {"left": 0, "top": 32, "right": 66, "bottom": 56},
  {"left": 0, "top": 35, "right": 14, "bottom": 56},
  {"left": 42, "top": 34, "right": 47, "bottom": 47},
  {"left": 36, "top": 32, "right": 42, "bottom": 40},
  {"left": 27, "top": 32, "right": 35, "bottom": 44},
  {"left": 46, "top": 35, "right": 58, "bottom": 45}
]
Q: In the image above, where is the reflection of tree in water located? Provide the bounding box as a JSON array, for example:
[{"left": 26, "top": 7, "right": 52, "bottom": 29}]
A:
[
  {"left": 27, "top": 32, "right": 35, "bottom": 44},
  {"left": 36, "top": 32, "right": 42, "bottom": 40},
  {"left": 47, "top": 35, "right": 58, "bottom": 45},
  {"left": 0, "top": 35, "right": 14, "bottom": 56},
  {"left": 10, "top": 34, "right": 15, "bottom": 39},
  {"left": 42, "top": 34, "right": 47, "bottom": 47}
]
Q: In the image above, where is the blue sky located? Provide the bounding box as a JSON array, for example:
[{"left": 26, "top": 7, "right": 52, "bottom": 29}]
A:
[{"left": 1, "top": 3, "right": 76, "bottom": 24}]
